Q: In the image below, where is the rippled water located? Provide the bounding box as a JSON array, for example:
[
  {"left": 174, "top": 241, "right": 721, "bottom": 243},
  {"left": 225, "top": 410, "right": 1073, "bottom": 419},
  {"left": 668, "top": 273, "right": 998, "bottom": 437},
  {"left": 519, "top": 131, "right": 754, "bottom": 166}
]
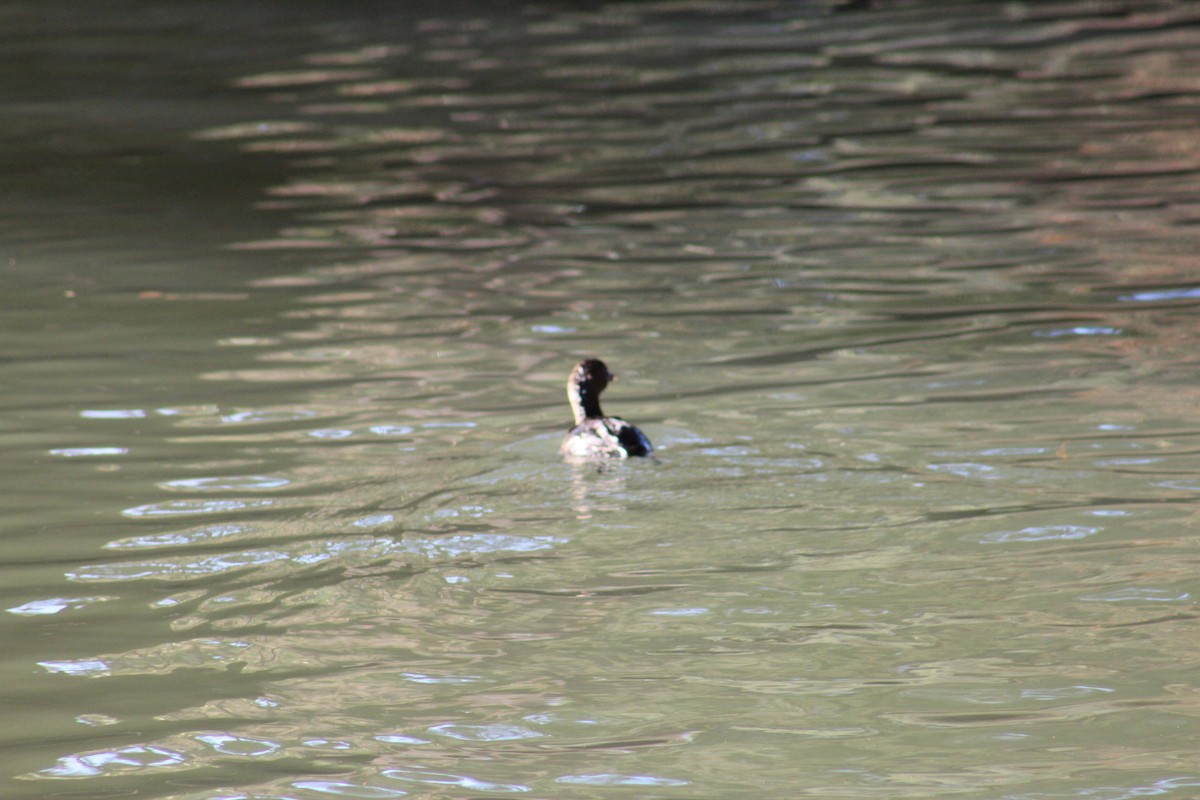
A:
[{"left": 4, "top": 1, "right": 1200, "bottom": 798}]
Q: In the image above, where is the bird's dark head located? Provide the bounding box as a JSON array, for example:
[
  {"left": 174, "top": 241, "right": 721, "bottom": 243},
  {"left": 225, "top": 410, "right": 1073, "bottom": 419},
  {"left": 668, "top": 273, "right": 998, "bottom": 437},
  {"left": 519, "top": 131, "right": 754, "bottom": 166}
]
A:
[
  {"left": 571, "top": 358, "right": 613, "bottom": 393},
  {"left": 567, "top": 358, "right": 614, "bottom": 423}
]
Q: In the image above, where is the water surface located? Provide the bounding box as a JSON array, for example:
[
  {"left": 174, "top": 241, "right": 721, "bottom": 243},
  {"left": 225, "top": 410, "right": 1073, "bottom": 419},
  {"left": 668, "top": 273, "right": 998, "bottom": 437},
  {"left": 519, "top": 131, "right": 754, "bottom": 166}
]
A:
[{"left": 3, "top": 1, "right": 1200, "bottom": 798}]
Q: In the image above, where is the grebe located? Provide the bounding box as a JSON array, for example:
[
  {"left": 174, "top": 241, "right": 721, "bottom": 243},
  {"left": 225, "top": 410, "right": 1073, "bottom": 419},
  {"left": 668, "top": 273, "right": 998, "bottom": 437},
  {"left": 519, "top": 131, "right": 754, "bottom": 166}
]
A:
[{"left": 560, "top": 358, "right": 652, "bottom": 460}]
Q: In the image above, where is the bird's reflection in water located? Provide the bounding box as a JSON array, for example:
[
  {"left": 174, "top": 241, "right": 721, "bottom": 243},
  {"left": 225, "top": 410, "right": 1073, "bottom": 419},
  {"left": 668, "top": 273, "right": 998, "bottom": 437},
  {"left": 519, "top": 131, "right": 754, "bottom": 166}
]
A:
[{"left": 567, "top": 461, "right": 632, "bottom": 520}]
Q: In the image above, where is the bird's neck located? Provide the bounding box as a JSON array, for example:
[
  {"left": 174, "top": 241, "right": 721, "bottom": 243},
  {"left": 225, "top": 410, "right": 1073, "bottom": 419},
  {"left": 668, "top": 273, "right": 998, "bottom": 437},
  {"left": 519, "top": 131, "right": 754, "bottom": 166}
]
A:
[{"left": 570, "top": 386, "right": 603, "bottom": 424}]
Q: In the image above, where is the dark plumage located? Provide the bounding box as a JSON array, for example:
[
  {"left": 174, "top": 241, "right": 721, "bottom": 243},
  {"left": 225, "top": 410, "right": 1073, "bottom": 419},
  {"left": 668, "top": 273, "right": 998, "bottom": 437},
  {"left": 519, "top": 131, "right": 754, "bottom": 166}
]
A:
[{"left": 560, "top": 358, "right": 653, "bottom": 460}]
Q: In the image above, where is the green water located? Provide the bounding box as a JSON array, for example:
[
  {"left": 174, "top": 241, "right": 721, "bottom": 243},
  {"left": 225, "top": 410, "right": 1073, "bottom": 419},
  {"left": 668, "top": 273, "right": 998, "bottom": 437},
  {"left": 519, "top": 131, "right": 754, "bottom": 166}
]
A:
[{"left": 3, "top": 1, "right": 1200, "bottom": 798}]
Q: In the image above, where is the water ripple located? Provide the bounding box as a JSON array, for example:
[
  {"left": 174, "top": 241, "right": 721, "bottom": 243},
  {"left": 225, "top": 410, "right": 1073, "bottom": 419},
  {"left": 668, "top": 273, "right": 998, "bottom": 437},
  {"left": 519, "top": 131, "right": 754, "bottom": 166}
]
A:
[
  {"left": 40, "top": 638, "right": 255, "bottom": 678},
  {"left": 38, "top": 659, "right": 111, "bottom": 677},
  {"left": 429, "top": 723, "right": 545, "bottom": 742},
  {"left": 7, "top": 596, "right": 115, "bottom": 616},
  {"left": 194, "top": 732, "right": 282, "bottom": 757},
  {"left": 381, "top": 767, "right": 530, "bottom": 792},
  {"left": 49, "top": 446, "right": 128, "bottom": 458},
  {"left": 977, "top": 525, "right": 1100, "bottom": 544},
  {"left": 121, "top": 498, "right": 277, "bottom": 518},
  {"left": 555, "top": 773, "right": 689, "bottom": 787},
  {"left": 158, "top": 475, "right": 291, "bottom": 492},
  {"left": 1078, "top": 588, "right": 1191, "bottom": 603},
  {"left": 80, "top": 409, "right": 147, "bottom": 419},
  {"left": 218, "top": 408, "right": 320, "bottom": 425},
  {"left": 1119, "top": 286, "right": 1200, "bottom": 303},
  {"left": 36, "top": 745, "right": 188, "bottom": 778},
  {"left": 400, "top": 533, "right": 564, "bottom": 559},
  {"left": 105, "top": 523, "right": 254, "bottom": 550},
  {"left": 292, "top": 780, "right": 406, "bottom": 798},
  {"left": 69, "top": 536, "right": 401, "bottom": 582}
]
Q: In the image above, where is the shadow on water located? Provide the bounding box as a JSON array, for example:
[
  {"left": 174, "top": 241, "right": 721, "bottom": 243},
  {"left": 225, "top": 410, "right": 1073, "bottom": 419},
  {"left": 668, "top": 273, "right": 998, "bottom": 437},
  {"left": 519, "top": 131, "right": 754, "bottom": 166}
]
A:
[{"left": 4, "top": 1, "right": 1200, "bottom": 798}]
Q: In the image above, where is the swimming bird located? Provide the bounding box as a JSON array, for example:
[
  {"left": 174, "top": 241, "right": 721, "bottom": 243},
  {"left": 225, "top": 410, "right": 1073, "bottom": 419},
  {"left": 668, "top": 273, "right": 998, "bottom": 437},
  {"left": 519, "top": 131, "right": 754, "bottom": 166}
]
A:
[{"left": 560, "top": 358, "right": 653, "bottom": 460}]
